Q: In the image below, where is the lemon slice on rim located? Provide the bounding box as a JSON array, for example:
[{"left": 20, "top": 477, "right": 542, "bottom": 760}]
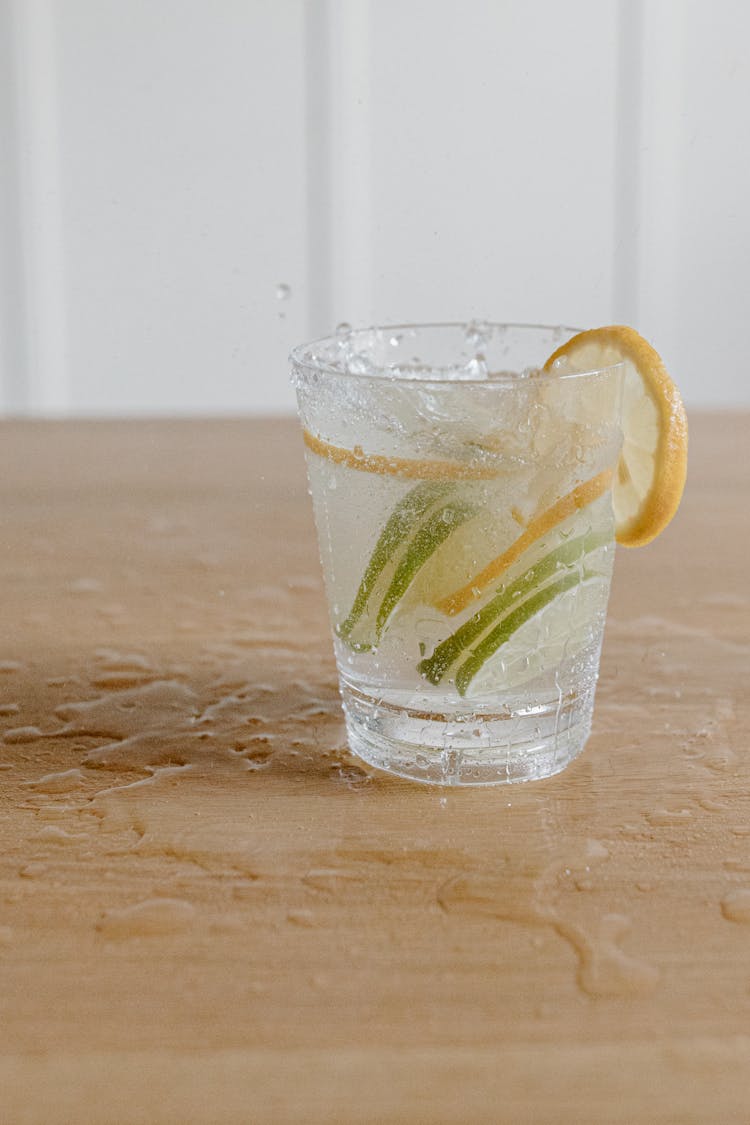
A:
[{"left": 543, "top": 325, "right": 688, "bottom": 547}]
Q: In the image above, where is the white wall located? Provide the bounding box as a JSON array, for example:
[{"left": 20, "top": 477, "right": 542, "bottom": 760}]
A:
[{"left": 0, "top": 0, "right": 748, "bottom": 415}]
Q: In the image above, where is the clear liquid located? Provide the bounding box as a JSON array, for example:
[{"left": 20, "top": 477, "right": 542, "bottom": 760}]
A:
[
  {"left": 295, "top": 324, "right": 622, "bottom": 784},
  {"left": 305, "top": 451, "right": 616, "bottom": 785}
]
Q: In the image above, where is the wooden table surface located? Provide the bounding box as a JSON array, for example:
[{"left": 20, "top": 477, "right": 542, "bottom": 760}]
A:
[{"left": 1, "top": 414, "right": 748, "bottom": 1124}]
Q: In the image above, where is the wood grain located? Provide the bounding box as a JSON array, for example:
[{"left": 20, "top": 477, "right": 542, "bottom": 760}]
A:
[{"left": 1, "top": 416, "right": 748, "bottom": 1124}]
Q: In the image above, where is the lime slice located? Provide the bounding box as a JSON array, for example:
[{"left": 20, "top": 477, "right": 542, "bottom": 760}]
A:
[
  {"left": 457, "top": 570, "right": 608, "bottom": 698},
  {"left": 339, "top": 486, "right": 478, "bottom": 652},
  {"left": 455, "top": 568, "right": 597, "bottom": 697},
  {"left": 374, "top": 498, "right": 478, "bottom": 642},
  {"left": 338, "top": 481, "right": 454, "bottom": 650},
  {"left": 435, "top": 469, "right": 612, "bottom": 617},
  {"left": 419, "top": 527, "right": 609, "bottom": 685}
]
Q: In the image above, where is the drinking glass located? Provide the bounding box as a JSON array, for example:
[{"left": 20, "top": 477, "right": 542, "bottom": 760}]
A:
[{"left": 291, "top": 323, "right": 623, "bottom": 785}]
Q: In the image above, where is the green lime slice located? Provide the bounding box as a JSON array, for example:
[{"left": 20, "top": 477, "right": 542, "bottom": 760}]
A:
[
  {"left": 374, "top": 498, "right": 478, "bottom": 642},
  {"left": 454, "top": 568, "right": 596, "bottom": 696},
  {"left": 338, "top": 481, "right": 455, "bottom": 650},
  {"left": 419, "top": 527, "right": 609, "bottom": 685}
]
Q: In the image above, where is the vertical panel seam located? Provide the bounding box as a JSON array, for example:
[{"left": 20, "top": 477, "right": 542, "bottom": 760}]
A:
[
  {"left": 11, "top": 0, "right": 69, "bottom": 413},
  {"left": 305, "top": 0, "right": 333, "bottom": 338},
  {"left": 614, "top": 0, "right": 643, "bottom": 325},
  {"left": 0, "top": 0, "right": 28, "bottom": 411}
]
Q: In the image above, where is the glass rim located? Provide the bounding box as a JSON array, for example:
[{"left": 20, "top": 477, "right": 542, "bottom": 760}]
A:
[{"left": 289, "top": 321, "right": 627, "bottom": 387}]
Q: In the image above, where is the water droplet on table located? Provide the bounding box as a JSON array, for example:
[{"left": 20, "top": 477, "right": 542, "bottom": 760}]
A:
[
  {"left": 32, "top": 825, "right": 87, "bottom": 845},
  {"left": 3, "top": 726, "right": 44, "bottom": 744},
  {"left": 572, "top": 914, "right": 660, "bottom": 997},
  {"left": 69, "top": 577, "right": 103, "bottom": 594},
  {"left": 721, "top": 889, "right": 750, "bottom": 924},
  {"left": 287, "top": 909, "right": 316, "bottom": 928},
  {"left": 25, "top": 768, "right": 86, "bottom": 794},
  {"left": 96, "top": 898, "right": 195, "bottom": 938},
  {"left": 19, "top": 862, "right": 48, "bottom": 879}
]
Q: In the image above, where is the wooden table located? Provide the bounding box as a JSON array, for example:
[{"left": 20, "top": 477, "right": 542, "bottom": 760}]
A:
[{"left": 1, "top": 415, "right": 748, "bottom": 1124}]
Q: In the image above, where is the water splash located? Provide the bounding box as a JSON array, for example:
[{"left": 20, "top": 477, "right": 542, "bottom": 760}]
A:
[
  {"left": 569, "top": 914, "right": 660, "bottom": 997},
  {"left": 437, "top": 839, "right": 658, "bottom": 998}
]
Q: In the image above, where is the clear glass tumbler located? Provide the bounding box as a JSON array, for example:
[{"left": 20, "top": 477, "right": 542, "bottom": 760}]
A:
[{"left": 291, "top": 323, "right": 623, "bottom": 785}]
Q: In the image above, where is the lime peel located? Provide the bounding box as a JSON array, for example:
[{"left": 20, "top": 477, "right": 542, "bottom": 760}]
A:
[
  {"left": 419, "top": 527, "right": 609, "bottom": 686},
  {"left": 435, "top": 468, "right": 612, "bottom": 617},
  {"left": 338, "top": 481, "right": 454, "bottom": 648},
  {"left": 455, "top": 568, "right": 598, "bottom": 697}
]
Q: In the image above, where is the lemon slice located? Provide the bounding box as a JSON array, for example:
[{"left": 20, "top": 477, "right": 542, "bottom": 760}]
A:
[
  {"left": 543, "top": 326, "right": 688, "bottom": 548},
  {"left": 302, "top": 430, "right": 499, "bottom": 480},
  {"left": 433, "top": 469, "right": 612, "bottom": 617}
]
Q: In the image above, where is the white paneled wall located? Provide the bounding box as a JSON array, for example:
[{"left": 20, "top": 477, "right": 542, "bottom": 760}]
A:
[{"left": 0, "top": 0, "right": 748, "bottom": 414}]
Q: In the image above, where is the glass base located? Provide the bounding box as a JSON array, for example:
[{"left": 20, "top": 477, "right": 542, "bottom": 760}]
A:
[{"left": 341, "top": 682, "right": 596, "bottom": 786}]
